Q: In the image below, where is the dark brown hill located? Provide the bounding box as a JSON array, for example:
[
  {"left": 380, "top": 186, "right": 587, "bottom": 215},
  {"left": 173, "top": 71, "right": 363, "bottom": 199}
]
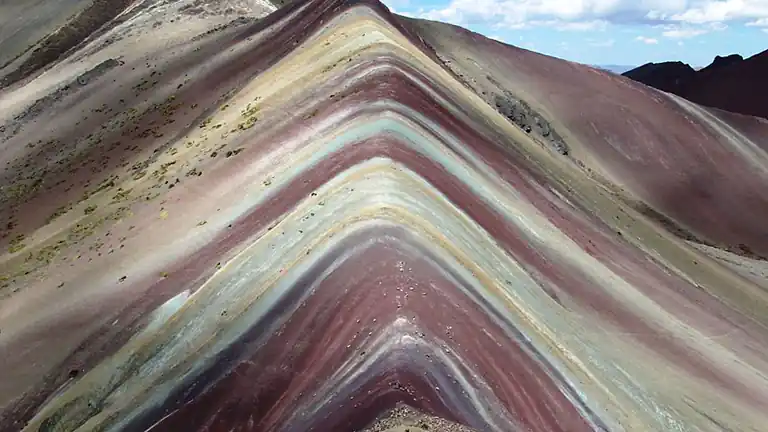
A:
[
  {"left": 623, "top": 50, "right": 768, "bottom": 119},
  {"left": 622, "top": 61, "right": 696, "bottom": 94}
]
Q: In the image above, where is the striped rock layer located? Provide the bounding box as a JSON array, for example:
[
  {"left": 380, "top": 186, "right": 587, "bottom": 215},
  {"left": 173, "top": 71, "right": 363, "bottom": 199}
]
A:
[{"left": 1, "top": 0, "right": 768, "bottom": 431}]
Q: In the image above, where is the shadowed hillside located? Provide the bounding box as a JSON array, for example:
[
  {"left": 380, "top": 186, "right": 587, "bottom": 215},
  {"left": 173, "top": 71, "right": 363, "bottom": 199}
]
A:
[
  {"left": 624, "top": 50, "right": 768, "bottom": 119},
  {"left": 623, "top": 61, "right": 696, "bottom": 94}
]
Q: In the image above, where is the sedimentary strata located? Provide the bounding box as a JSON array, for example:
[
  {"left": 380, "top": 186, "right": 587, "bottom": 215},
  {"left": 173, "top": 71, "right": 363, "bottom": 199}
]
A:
[{"left": 0, "top": 0, "right": 767, "bottom": 431}]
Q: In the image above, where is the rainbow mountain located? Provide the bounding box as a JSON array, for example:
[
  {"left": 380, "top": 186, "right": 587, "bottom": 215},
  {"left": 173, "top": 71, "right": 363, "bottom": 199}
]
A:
[{"left": 1, "top": 0, "right": 768, "bottom": 431}]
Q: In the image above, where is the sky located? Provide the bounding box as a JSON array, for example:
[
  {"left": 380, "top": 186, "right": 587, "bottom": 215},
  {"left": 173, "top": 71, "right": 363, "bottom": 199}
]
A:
[{"left": 381, "top": 0, "right": 768, "bottom": 67}]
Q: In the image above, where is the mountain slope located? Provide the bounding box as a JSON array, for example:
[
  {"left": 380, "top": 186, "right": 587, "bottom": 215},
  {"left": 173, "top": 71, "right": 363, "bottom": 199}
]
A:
[{"left": 0, "top": 0, "right": 767, "bottom": 431}]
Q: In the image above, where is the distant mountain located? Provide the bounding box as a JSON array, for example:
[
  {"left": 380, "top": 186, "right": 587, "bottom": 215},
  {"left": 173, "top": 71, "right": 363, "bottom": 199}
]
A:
[
  {"left": 593, "top": 64, "right": 636, "bottom": 74},
  {"left": 623, "top": 51, "right": 768, "bottom": 119},
  {"left": 622, "top": 61, "right": 696, "bottom": 94},
  {"left": 698, "top": 54, "right": 743, "bottom": 75}
]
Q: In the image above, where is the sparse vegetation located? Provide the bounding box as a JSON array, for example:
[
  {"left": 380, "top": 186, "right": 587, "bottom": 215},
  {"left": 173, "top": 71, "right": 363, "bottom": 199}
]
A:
[
  {"left": 8, "top": 234, "right": 26, "bottom": 253},
  {"left": 238, "top": 102, "right": 260, "bottom": 130},
  {"left": 111, "top": 188, "right": 132, "bottom": 203}
]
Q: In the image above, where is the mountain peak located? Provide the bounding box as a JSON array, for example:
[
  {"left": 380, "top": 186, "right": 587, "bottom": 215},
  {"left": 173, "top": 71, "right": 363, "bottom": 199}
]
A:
[{"left": 699, "top": 53, "right": 744, "bottom": 74}]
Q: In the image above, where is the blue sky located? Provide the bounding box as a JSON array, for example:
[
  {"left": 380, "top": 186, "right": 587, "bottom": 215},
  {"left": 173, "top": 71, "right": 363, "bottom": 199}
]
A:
[{"left": 382, "top": 0, "right": 768, "bottom": 67}]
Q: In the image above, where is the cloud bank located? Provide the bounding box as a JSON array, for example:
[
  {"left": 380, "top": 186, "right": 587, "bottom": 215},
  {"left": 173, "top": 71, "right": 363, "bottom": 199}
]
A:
[{"left": 393, "top": 0, "right": 768, "bottom": 36}]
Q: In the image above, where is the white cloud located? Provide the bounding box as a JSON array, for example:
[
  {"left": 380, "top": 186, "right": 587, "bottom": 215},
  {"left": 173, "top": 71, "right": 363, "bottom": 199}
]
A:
[
  {"left": 504, "top": 19, "right": 609, "bottom": 31},
  {"left": 402, "top": 0, "right": 768, "bottom": 32},
  {"left": 588, "top": 38, "right": 616, "bottom": 47},
  {"left": 661, "top": 27, "right": 707, "bottom": 38},
  {"left": 666, "top": 0, "right": 768, "bottom": 24},
  {"left": 747, "top": 17, "right": 768, "bottom": 26},
  {"left": 656, "top": 21, "right": 727, "bottom": 38},
  {"left": 552, "top": 19, "right": 609, "bottom": 31},
  {"left": 635, "top": 35, "right": 659, "bottom": 44}
]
